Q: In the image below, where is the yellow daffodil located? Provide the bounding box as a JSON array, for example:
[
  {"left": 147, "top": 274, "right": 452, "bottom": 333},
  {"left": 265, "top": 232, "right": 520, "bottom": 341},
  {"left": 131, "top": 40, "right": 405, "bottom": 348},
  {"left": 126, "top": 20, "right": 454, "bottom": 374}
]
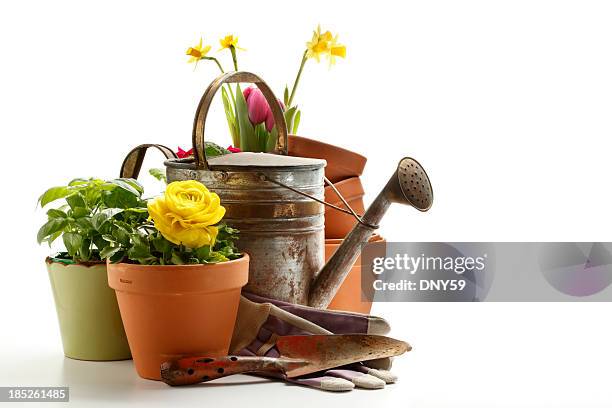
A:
[
  {"left": 306, "top": 25, "right": 334, "bottom": 62},
  {"left": 327, "top": 34, "right": 347, "bottom": 66},
  {"left": 288, "top": 25, "right": 347, "bottom": 107},
  {"left": 219, "top": 35, "right": 245, "bottom": 51},
  {"left": 186, "top": 38, "right": 211, "bottom": 64}
]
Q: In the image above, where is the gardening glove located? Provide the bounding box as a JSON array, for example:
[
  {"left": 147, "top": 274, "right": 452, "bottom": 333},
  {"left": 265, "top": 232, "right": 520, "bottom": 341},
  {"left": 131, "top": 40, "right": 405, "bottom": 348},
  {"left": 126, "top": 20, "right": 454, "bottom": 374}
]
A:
[{"left": 229, "top": 293, "right": 399, "bottom": 391}]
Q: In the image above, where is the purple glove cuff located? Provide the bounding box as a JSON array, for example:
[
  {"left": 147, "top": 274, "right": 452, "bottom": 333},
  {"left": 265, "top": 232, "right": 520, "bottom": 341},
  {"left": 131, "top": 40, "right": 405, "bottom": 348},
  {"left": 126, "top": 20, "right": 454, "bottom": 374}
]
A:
[{"left": 243, "top": 292, "right": 371, "bottom": 335}]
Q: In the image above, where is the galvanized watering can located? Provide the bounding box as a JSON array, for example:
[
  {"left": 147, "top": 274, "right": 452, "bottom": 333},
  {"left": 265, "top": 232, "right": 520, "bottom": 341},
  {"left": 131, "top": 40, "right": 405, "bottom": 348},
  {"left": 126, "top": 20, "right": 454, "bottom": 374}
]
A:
[{"left": 121, "top": 71, "right": 434, "bottom": 308}]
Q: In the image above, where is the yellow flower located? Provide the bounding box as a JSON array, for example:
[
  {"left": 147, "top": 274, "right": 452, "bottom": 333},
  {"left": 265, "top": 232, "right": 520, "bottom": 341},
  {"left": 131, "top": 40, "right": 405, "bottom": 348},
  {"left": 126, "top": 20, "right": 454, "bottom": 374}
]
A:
[
  {"left": 186, "top": 38, "right": 212, "bottom": 64},
  {"left": 327, "top": 34, "right": 346, "bottom": 66},
  {"left": 148, "top": 180, "right": 226, "bottom": 248},
  {"left": 219, "top": 34, "right": 245, "bottom": 51},
  {"left": 306, "top": 25, "right": 334, "bottom": 62}
]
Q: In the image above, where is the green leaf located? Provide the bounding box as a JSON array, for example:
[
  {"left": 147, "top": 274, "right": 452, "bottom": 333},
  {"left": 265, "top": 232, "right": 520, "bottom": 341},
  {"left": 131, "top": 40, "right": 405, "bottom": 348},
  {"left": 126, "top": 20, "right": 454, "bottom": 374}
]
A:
[
  {"left": 170, "top": 251, "right": 185, "bottom": 265},
  {"left": 66, "top": 193, "right": 86, "bottom": 210},
  {"left": 111, "top": 179, "right": 141, "bottom": 196},
  {"left": 235, "top": 84, "right": 257, "bottom": 152},
  {"left": 109, "top": 250, "right": 125, "bottom": 263},
  {"left": 37, "top": 218, "right": 68, "bottom": 244},
  {"left": 91, "top": 213, "right": 109, "bottom": 231},
  {"left": 91, "top": 208, "right": 123, "bottom": 231},
  {"left": 39, "top": 186, "right": 70, "bottom": 208},
  {"left": 283, "top": 106, "right": 297, "bottom": 135},
  {"left": 127, "top": 243, "right": 153, "bottom": 260},
  {"left": 93, "top": 236, "right": 107, "bottom": 251},
  {"left": 222, "top": 86, "right": 240, "bottom": 147},
  {"left": 47, "top": 209, "right": 67, "bottom": 219},
  {"left": 75, "top": 218, "right": 94, "bottom": 235},
  {"left": 205, "top": 142, "right": 231, "bottom": 157},
  {"left": 221, "top": 87, "right": 234, "bottom": 121},
  {"left": 100, "top": 245, "right": 121, "bottom": 259},
  {"left": 152, "top": 235, "right": 172, "bottom": 253},
  {"left": 292, "top": 109, "right": 301, "bottom": 134},
  {"left": 193, "top": 245, "right": 211, "bottom": 261},
  {"left": 254, "top": 123, "right": 268, "bottom": 153},
  {"left": 46, "top": 231, "right": 62, "bottom": 246},
  {"left": 63, "top": 232, "right": 82, "bottom": 257},
  {"left": 148, "top": 168, "right": 167, "bottom": 183},
  {"left": 80, "top": 238, "right": 92, "bottom": 261},
  {"left": 102, "top": 234, "right": 117, "bottom": 243},
  {"left": 114, "top": 225, "right": 132, "bottom": 245},
  {"left": 266, "top": 126, "right": 278, "bottom": 153},
  {"left": 71, "top": 207, "right": 90, "bottom": 218},
  {"left": 102, "top": 187, "right": 139, "bottom": 209},
  {"left": 283, "top": 85, "right": 289, "bottom": 107},
  {"left": 68, "top": 178, "right": 89, "bottom": 186}
]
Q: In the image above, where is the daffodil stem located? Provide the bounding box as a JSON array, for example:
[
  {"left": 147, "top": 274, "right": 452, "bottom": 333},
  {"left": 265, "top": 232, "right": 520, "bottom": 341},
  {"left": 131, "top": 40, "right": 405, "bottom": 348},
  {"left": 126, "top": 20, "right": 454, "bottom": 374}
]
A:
[
  {"left": 288, "top": 50, "right": 308, "bottom": 107},
  {"left": 204, "top": 57, "right": 225, "bottom": 73},
  {"left": 230, "top": 46, "right": 238, "bottom": 71}
]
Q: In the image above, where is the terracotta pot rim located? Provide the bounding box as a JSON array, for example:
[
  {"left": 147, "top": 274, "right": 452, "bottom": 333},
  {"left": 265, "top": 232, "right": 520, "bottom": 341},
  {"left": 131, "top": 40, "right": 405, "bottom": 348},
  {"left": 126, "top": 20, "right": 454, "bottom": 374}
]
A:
[
  {"left": 288, "top": 135, "right": 367, "bottom": 180},
  {"left": 105, "top": 254, "right": 247, "bottom": 270},
  {"left": 289, "top": 135, "right": 367, "bottom": 162},
  {"left": 107, "top": 254, "right": 249, "bottom": 295}
]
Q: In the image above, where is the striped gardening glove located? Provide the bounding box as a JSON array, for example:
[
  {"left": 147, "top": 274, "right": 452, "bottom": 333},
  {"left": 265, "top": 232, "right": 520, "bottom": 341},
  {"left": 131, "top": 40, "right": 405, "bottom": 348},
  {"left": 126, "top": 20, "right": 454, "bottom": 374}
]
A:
[{"left": 229, "top": 293, "right": 400, "bottom": 391}]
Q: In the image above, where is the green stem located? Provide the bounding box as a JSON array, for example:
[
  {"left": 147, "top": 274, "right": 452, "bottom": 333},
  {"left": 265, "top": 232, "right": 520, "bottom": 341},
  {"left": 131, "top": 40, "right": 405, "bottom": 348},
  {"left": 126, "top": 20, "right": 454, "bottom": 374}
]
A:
[
  {"left": 287, "top": 50, "right": 308, "bottom": 107},
  {"left": 204, "top": 56, "right": 225, "bottom": 73},
  {"left": 230, "top": 46, "right": 238, "bottom": 71}
]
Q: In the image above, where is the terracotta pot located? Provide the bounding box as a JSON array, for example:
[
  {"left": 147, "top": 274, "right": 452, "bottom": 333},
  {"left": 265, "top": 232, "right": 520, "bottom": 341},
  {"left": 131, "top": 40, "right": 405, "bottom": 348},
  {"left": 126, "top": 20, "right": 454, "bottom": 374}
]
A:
[
  {"left": 107, "top": 255, "right": 249, "bottom": 380},
  {"left": 324, "top": 177, "right": 365, "bottom": 239},
  {"left": 325, "top": 235, "right": 385, "bottom": 314},
  {"left": 288, "top": 135, "right": 367, "bottom": 183},
  {"left": 46, "top": 258, "right": 131, "bottom": 361}
]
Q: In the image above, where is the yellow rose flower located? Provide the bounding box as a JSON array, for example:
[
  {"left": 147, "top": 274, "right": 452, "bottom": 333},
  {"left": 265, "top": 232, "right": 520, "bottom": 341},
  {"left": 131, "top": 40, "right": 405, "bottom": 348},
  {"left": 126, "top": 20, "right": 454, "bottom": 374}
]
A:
[{"left": 147, "top": 180, "right": 226, "bottom": 248}]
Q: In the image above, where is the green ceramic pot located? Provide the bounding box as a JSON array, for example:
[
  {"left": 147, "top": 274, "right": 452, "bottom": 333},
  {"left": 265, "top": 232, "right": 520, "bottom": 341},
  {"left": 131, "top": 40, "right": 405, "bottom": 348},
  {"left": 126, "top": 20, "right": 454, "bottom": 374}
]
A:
[{"left": 46, "top": 258, "right": 131, "bottom": 361}]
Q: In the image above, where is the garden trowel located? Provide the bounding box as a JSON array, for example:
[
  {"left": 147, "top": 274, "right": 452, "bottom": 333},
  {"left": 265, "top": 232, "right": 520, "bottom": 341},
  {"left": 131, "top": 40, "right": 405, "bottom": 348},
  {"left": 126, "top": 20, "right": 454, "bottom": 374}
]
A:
[{"left": 161, "top": 334, "right": 410, "bottom": 386}]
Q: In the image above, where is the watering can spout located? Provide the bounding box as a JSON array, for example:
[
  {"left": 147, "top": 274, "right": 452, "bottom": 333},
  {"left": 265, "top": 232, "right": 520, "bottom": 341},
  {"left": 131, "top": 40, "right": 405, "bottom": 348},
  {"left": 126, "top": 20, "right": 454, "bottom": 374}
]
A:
[{"left": 308, "top": 157, "right": 433, "bottom": 309}]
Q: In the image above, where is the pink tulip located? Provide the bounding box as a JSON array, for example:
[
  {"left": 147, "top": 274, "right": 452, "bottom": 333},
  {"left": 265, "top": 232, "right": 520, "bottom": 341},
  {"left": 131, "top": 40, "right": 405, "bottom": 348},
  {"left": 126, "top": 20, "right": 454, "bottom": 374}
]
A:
[
  {"left": 243, "top": 86, "right": 285, "bottom": 132},
  {"left": 244, "top": 86, "right": 269, "bottom": 125}
]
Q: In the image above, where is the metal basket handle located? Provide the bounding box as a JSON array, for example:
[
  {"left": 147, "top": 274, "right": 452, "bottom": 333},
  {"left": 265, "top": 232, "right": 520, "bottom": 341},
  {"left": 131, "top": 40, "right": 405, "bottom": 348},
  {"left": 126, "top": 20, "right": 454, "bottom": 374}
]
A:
[
  {"left": 120, "top": 143, "right": 177, "bottom": 179},
  {"left": 192, "top": 71, "right": 289, "bottom": 170}
]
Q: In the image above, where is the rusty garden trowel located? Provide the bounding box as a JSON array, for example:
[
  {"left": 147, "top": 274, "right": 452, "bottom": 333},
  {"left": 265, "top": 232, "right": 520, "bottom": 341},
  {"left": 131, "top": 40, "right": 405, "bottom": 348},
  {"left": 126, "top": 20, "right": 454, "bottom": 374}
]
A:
[{"left": 161, "top": 334, "right": 411, "bottom": 386}]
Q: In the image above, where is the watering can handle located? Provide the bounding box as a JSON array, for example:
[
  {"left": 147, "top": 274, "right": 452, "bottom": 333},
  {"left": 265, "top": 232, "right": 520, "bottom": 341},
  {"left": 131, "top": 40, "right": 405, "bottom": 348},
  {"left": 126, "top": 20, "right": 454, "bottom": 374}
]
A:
[
  {"left": 120, "top": 144, "right": 177, "bottom": 179},
  {"left": 192, "top": 71, "right": 289, "bottom": 170}
]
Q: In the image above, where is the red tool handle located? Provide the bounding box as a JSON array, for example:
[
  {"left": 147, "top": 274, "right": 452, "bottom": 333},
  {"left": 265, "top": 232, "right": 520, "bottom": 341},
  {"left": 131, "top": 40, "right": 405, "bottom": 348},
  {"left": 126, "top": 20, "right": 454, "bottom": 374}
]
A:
[{"left": 160, "top": 355, "right": 306, "bottom": 386}]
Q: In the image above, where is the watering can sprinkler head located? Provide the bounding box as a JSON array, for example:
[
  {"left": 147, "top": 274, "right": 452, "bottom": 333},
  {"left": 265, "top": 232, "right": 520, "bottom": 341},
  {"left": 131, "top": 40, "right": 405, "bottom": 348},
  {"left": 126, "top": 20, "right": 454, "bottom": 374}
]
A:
[
  {"left": 386, "top": 157, "right": 433, "bottom": 211},
  {"left": 308, "top": 157, "right": 433, "bottom": 309}
]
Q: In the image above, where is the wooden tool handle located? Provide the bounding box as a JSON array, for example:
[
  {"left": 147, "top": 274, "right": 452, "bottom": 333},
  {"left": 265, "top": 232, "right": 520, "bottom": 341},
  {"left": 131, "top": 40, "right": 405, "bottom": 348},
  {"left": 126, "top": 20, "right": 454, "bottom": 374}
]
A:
[{"left": 161, "top": 355, "right": 300, "bottom": 386}]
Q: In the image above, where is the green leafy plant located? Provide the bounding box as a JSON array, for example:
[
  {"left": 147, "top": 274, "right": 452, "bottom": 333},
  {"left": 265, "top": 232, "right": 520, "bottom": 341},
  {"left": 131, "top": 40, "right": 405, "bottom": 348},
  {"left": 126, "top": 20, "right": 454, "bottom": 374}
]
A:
[
  {"left": 37, "top": 178, "right": 148, "bottom": 263},
  {"left": 117, "top": 224, "right": 241, "bottom": 265},
  {"left": 38, "top": 178, "right": 241, "bottom": 266}
]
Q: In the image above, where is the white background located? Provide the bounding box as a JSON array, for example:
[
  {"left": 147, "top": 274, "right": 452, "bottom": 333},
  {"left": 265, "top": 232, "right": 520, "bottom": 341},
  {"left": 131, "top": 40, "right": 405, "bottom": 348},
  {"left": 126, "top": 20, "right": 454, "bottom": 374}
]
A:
[{"left": 1, "top": 0, "right": 611, "bottom": 406}]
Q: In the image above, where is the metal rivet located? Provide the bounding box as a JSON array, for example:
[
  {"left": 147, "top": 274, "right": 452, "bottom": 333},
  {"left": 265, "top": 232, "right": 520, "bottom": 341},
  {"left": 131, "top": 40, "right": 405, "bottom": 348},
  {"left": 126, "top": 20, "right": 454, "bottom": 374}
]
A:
[{"left": 214, "top": 171, "right": 228, "bottom": 181}]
